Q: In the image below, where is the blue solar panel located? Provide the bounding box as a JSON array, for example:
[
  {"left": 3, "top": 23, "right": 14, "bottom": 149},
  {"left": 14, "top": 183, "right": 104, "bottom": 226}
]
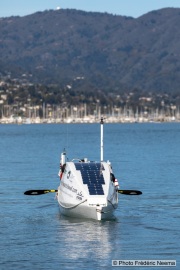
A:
[{"left": 74, "top": 163, "right": 105, "bottom": 195}]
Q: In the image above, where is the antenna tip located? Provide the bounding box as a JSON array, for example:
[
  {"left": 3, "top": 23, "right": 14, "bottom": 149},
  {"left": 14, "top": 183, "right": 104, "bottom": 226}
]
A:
[{"left": 100, "top": 117, "right": 104, "bottom": 124}]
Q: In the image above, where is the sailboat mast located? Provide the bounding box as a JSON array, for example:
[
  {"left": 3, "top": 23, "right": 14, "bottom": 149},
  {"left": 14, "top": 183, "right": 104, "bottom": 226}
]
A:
[{"left": 100, "top": 117, "right": 104, "bottom": 162}]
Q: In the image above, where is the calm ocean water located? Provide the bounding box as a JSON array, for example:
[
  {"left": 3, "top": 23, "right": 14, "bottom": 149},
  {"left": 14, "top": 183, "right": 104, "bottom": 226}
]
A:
[{"left": 0, "top": 123, "right": 179, "bottom": 270}]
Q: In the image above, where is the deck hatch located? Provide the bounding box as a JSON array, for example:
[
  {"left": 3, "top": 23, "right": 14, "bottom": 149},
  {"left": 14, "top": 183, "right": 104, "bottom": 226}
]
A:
[{"left": 75, "top": 163, "right": 105, "bottom": 195}]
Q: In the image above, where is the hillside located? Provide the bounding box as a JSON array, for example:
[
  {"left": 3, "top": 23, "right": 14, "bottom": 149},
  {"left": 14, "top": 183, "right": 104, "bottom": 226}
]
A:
[{"left": 0, "top": 8, "right": 180, "bottom": 94}]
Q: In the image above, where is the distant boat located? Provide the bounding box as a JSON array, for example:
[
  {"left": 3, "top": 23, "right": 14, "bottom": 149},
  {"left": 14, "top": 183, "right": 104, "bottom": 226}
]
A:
[
  {"left": 56, "top": 117, "right": 119, "bottom": 220},
  {"left": 24, "top": 118, "right": 31, "bottom": 124}
]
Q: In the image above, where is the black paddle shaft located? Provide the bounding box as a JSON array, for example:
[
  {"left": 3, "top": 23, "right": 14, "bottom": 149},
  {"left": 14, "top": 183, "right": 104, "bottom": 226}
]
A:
[
  {"left": 118, "top": 190, "right": 142, "bottom": 195},
  {"left": 24, "top": 189, "right": 58, "bottom": 195}
]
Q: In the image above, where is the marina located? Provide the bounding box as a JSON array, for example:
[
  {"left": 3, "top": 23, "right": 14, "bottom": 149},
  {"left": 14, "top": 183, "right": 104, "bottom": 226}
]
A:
[{"left": 0, "top": 103, "right": 180, "bottom": 124}]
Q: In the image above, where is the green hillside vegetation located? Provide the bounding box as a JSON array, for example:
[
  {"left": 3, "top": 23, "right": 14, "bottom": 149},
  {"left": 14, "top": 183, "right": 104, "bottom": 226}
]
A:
[{"left": 0, "top": 8, "right": 180, "bottom": 112}]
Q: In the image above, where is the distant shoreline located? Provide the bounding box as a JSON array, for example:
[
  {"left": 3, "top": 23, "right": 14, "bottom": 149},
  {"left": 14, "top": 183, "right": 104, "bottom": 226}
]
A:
[{"left": 1, "top": 116, "right": 179, "bottom": 124}]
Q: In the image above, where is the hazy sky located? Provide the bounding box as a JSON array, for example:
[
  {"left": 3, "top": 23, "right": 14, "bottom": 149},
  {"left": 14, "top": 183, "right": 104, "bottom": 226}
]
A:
[{"left": 1, "top": 0, "right": 180, "bottom": 18}]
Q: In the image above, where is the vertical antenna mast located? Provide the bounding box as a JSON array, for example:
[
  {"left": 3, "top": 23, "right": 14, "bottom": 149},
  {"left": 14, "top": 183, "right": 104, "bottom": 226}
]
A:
[{"left": 100, "top": 117, "right": 104, "bottom": 162}]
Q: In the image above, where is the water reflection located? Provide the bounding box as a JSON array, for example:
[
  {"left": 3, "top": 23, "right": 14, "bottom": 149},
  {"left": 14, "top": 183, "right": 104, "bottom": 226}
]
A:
[{"left": 56, "top": 214, "right": 119, "bottom": 261}]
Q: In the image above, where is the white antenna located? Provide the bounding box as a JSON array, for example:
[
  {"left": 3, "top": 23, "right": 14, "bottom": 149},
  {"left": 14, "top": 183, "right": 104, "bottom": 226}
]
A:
[{"left": 100, "top": 117, "right": 104, "bottom": 162}]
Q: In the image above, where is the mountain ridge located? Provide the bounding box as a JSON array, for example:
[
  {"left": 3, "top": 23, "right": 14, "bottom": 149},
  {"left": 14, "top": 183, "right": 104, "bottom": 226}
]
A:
[{"left": 0, "top": 7, "right": 180, "bottom": 94}]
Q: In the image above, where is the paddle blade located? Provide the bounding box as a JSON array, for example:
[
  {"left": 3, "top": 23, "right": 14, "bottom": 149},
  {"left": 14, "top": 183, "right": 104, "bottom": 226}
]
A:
[
  {"left": 118, "top": 190, "right": 142, "bottom": 195},
  {"left": 24, "top": 189, "right": 57, "bottom": 195}
]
